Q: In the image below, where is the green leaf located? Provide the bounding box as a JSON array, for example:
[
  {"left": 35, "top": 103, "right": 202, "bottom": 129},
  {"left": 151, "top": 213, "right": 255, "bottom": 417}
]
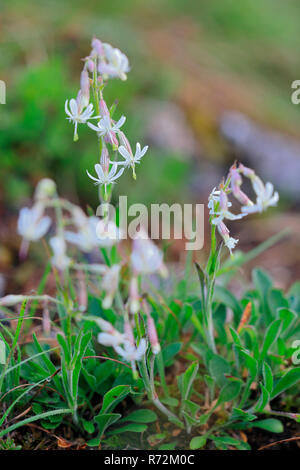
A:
[
  {"left": 162, "top": 342, "right": 182, "bottom": 366},
  {"left": 82, "top": 419, "right": 95, "bottom": 434},
  {"left": 179, "top": 362, "right": 199, "bottom": 401},
  {"left": 94, "top": 413, "right": 121, "bottom": 438},
  {"left": 190, "top": 436, "right": 207, "bottom": 450},
  {"left": 231, "top": 408, "right": 256, "bottom": 422},
  {"left": 160, "top": 396, "right": 179, "bottom": 407},
  {"left": 213, "top": 285, "right": 242, "bottom": 325},
  {"left": 101, "top": 385, "right": 130, "bottom": 414},
  {"left": 208, "top": 354, "right": 231, "bottom": 387},
  {"left": 239, "top": 349, "right": 258, "bottom": 379},
  {"left": 253, "top": 268, "right": 272, "bottom": 322},
  {"left": 107, "top": 422, "right": 147, "bottom": 435},
  {"left": 119, "top": 409, "right": 157, "bottom": 424},
  {"left": 271, "top": 367, "right": 300, "bottom": 399},
  {"left": 268, "top": 289, "right": 288, "bottom": 314},
  {"left": 263, "top": 362, "right": 273, "bottom": 393},
  {"left": 261, "top": 319, "right": 282, "bottom": 359},
  {"left": 217, "top": 381, "right": 241, "bottom": 405},
  {"left": 253, "top": 384, "right": 270, "bottom": 412},
  {"left": 252, "top": 419, "right": 283, "bottom": 433},
  {"left": 0, "top": 409, "right": 72, "bottom": 438},
  {"left": 277, "top": 308, "right": 297, "bottom": 333}
]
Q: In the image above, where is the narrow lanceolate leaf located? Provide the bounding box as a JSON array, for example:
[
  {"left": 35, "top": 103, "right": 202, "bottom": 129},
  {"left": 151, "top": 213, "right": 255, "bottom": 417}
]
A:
[
  {"left": 94, "top": 413, "right": 121, "bottom": 439},
  {"left": 263, "top": 362, "right": 273, "bottom": 394},
  {"left": 0, "top": 409, "right": 72, "bottom": 438},
  {"left": 101, "top": 385, "right": 130, "bottom": 414},
  {"left": 239, "top": 349, "right": 258, "bottom": 379},
  {"left": 261, "top": 319, "right": 282, "bottom": 359},
  {"left": 217, "top": 381, "right": 241, "bottom": 405},
  {"left": 271, "top": 367, "right": 300, "bottom": 399},
  {"left": 181, "top": 362, "right": 199, "bottom": 401},
  {"left": 253, "top": 384, "right": 270, "bottom": 413}
]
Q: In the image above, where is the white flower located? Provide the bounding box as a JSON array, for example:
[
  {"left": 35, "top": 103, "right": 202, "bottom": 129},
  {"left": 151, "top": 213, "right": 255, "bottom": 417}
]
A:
[
  {"left": 115, "top": 143, "right": 148, "bottom": 167},
  {"left": 65, "top": 99, "right": 97, "bottom": 141},
  {"left": 217, "top": 221, "right": 239, "bottom": 255},
  {"left": 241, "top": 180, "right": 279, "bottom": 214},
  {"left": 101, "top": 264, "right": 121, "bottom": 309},
  {"left": 113, "top": 143, "right": 148, "bottom": 178},
  {"left": 88, "top": 115, "right": 126, "bottom": 143},
  {"left": 98, "top": 43, "right": 130, "bottom": 81},
  {"left": 34, "top": 178, "right": 57, "bottom": 201},
  {"left": 210, "top": 189, "right": 245, "bottom": 225},
  {"left": 18, "top": 205, "right": 51, "bottom": 241},
  {"left": 86, "top": 162, "right": 125, "bottom": 192},
  {"left": 65, "top": 216, "right": 120, "bottom": 252},
  {"left": 96, "top": 316, "right": 125, "bottom": 347},
  {"left": 95, "top": 220, "right": 122, "bottom": 246},
  {"left": 98, "top": 332, "right": 124, "bottom": 348},
  {"left": 49, "top": 236, "right": 71, "bottom": 271},
  {"left": 131, "top": 231, "right": 166, "bottom": 275},
  {"left": 115, "top": 338, "right": 147, "bottom": 362}
]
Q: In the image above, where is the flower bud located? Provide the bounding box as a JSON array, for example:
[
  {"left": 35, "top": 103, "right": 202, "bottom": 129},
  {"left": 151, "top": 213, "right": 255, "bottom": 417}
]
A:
[
  {"left": 124, "top": 320, "right": 135, "bottom": 346},
  {"left": 129, "top": 276, "right": 140, "bottom": 314},
  {"left": 0, "top": 295, "right": 26, "bottom": 306},
  {"left": 147, "top": 314, "right": 160, "bottom": 354},
  {"left": 100, "top": 147, "right": 110, "bottom": 174},
  {"left": 99, "top": 98, "right": 110, "bottom": 117},
  {"left": 34, "top": 178, "right": 56, "bottom": 201},
  {"left": 91, "top": 38, "right": 104, "bottom": 57},
  {"left": 230, "top": 168, "right": 253, "bottom": 206},
  {"left": 86, "top": 59, "right": 95, "bottom": 73},
  {"left": 80, "top": 70, "right": 90, "bottom": 108}
]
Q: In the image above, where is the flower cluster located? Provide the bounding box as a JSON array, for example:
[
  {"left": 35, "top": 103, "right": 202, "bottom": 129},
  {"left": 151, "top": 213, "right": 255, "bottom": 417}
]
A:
[
  {"left": 209, "top": 163, "right": 279, "bottom": 253},
  {"left": 65, "top": 37, "right": 148, "bottom": 188}
]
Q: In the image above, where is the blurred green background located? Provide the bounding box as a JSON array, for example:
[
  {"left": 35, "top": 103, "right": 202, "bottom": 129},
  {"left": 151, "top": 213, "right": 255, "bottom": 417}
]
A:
[{"left": 1, "top": 0, "right": 300, "bottom": 289}]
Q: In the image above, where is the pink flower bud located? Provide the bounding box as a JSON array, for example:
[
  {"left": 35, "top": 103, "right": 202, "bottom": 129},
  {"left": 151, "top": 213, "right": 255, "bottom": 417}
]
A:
[
  {"left": 118, "top": 131, "right": 132, "bottom": 155},
  {"left": 231, "top": 168, "right": 253, "bottom": 206},
  {"left": 80, "top": 70, "right": 90, "bottom": 107},
  {"left": 129, "top": 276, "right": 140, "bottom": 314},
  {"left": 77, "top": 271, "right": 87, "bottom": 312},
  {"left": 124, "top": 320, "right": 135, "bottom": 346},
  {"left": 100, "top": 147, "right": 110, "bottom": 174},
  {"left": 91, "top": 38, "right": 104, "bottom": 56},
  {"left": 99, "top": 98, "right": 110, "bottom": 117},
  {"left": 147, "top": 314, "right": 160, "bottom": 354},
  {"left": 86, "top": 59, "right": 95, "bottom": 73},
  {"left": 219, "top": 190, "right": 228, "bottom": 212},
  {"left": 238, "top": 163, "right": 255, "bottom": 179}
]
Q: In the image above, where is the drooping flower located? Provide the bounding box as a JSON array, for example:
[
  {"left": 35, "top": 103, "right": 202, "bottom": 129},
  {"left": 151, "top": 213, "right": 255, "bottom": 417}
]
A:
[
  {"left": 49, "top": 236, "right": 71, "bottom": 271},
  {"left": 114, "top": 142, "right": 148, "bottom": 179},
  {"left": 18, "top": 205, "right": 51, "bottom": 242},
  {"left": 115, "top": 338, "right": 147, "bottom": 362},
  {"left": 98, "top": 43, "right": 130, "bottom": 81},
  {"left": 65, "top": 98, "right": 96, "bottom": 141},
  {"left": 241, "top": 179, "right": 279, "bottom": 214},
  {"left": 210, "top": 189, "right": 245, "bottom": 225},
  {"left": 65, "top": 214, "right": 121, "bottom": 252},
  {"left": 88, "top": 115, "right": 126, "bottom": 146},
  {"left": 101, "top": 264, "right": 121, "bottom": 309},
  {"left": 230, "top": 167, "right": 253, "bottom": 207},
  {"left": 86, "top": 162, "right": 125, "bottom": 192},
  {"left": 97, "top": 318, "right": 124, "bottom": 348},
  {"left": 217, "top": 221, "right": 239, "bottom": 255},
  {"left": 130, "top": 229, "right": 167, "bottom": 276},
  {"left": 34, "top": 178, "right": 57, "bottom": 201}
]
